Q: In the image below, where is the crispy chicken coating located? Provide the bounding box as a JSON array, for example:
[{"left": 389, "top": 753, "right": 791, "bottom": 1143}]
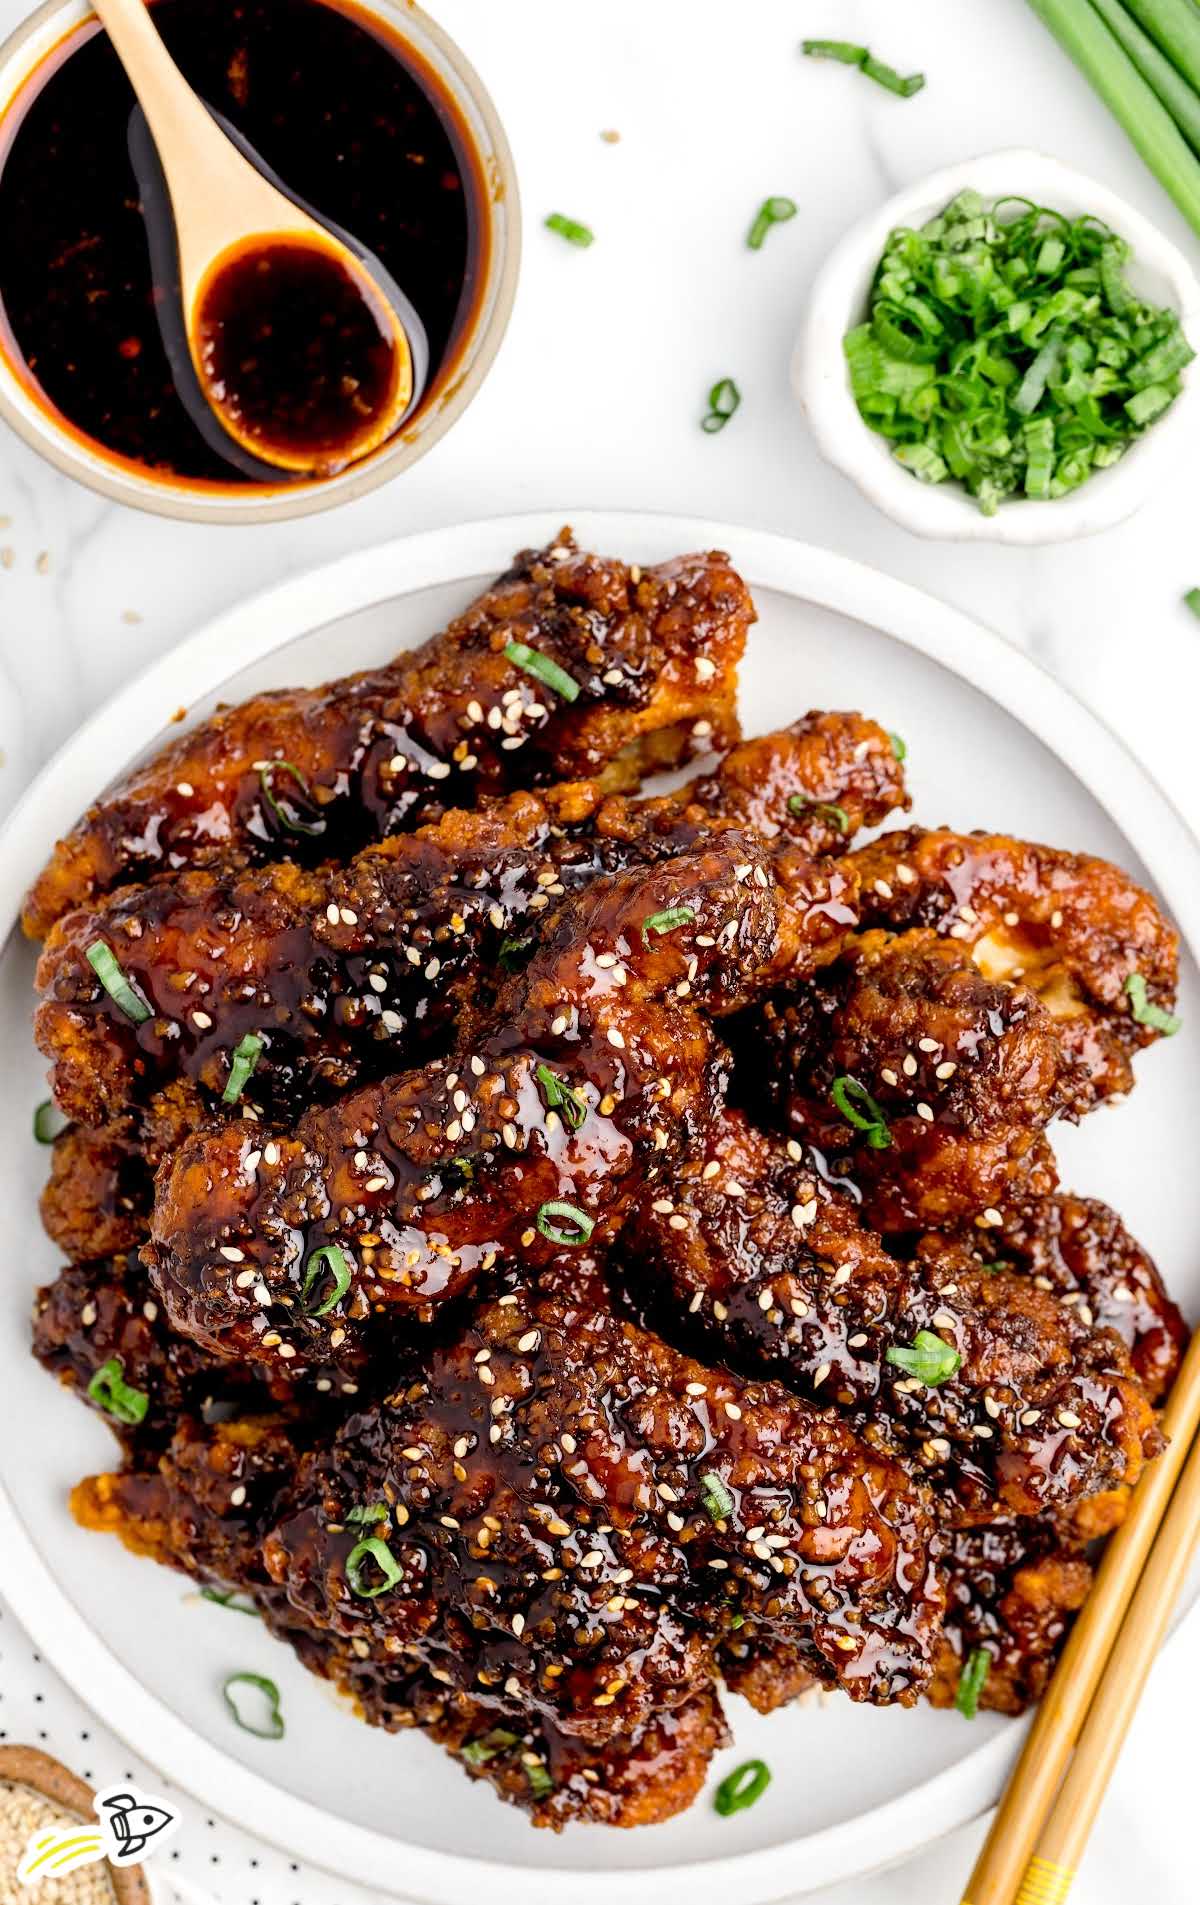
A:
[
  {"left": 24, "top": 535, "right": 754, "bottom": 939},
  {"left": 847, "top": 828, "right": 1179, "bottom": 1110},
  {"left": 927, "top": 1517, "right": 1093, "bottom": 1716},
  {"left": 38, "top": 1080, "right": 205, "bottom": 1262},
  {"left": 746, "top": 928, "right": 1066, "bottom": 1233},
  {"left": 263, "top": 1263, "right": 946, "bottom": 1730},
  {"left": 146, "top": 838, "right": 858, "bottom": 1372},
  {"left": 630, "top": 1110, "right": 1158, "bottom": 1524}
]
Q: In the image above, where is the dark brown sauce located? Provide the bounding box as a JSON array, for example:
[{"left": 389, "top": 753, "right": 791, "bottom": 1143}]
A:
[
  {"left": 0, "top": 0, "right": 487, "bottom": 488},
  {"left": 196, "top": 240, "right": 405, "bottom": 474}
]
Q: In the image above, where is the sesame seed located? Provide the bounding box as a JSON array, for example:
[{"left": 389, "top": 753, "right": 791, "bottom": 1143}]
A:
[
  {"left": 607, "top": 1027, "right": 625, "bottom": 1049},
  {"left": 230, "top": 1485, "right": 247, "bottom": 1507},
  {"left": 428, "top": 761, "right": 452, "bottom": 779},
  {"left": 981, "top": 1207, "right": 1004, "bottom": 1228},
  {"left": 902, "top": 1054, "right": 918, "bottom": 1077},
  {"left": 916, "top": 1103, "right": 935, "bottom": 1123},
  {"left": 80, "top": 1303, "right": 97, "bottom": 1327},
  {"left": 517, "top": 1330, "right": 540, "bottom": 1352},
  {"left": 758, "top": 1289, "right": 774, "bottom": 1312},
  {"left": 725, "top": 1401, "right": 742, "bottom": 1420},
  {"left": 685, "top": 1382, "right": 707, "bottom": 1397},
  {"left": 918, "top": 1037, "right": 940, "bottom": 1054},
  {"left": 936, "top": 1061, "right": 957, "bottom": 1080},
  {"left": 1057, "top": 1409, "right": 1082, "bottom": 1428},
  {"left": 813, "top": 1362, "right": 832, "bottom": 1387},
  {"left": 1050, "top": 909, "right": 1064, "bottom": 929},
  {"left": 896, "top": 864, "right": 916, "bottom": 884},
  {"left": 881, "top": 1067, "right": 899, "bottom": 1087},
  {"left": 511, "top": 1613, "right": 525, "bottom": 1637},
  {"left": 873, "top": 879, "right": 893, "bottom": 899},
  {"left": 235, "top": 1269, "right": 256, "bottom": 1289}
]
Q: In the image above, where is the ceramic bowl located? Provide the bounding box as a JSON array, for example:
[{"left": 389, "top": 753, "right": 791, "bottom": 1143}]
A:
[
  {"left": 0, "top": 0, "right": 520, "bottom": 524},
  {"left": 792, "top": 147, "right": 1200, "bottom": 545}
]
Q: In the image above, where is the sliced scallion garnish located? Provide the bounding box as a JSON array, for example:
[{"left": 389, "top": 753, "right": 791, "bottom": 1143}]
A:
[
  {"left": 747, "top": 196, "right": 798, "bottom": 250},
  {"left": 787, "top": 796, "right": 850, "bottom": 833},
  {"left": 200, "top": 1587, "right": 260, "bottom": 1617},
  {"left": 526, "top": 1762, "right": 554, "bottom": 1797},
  {"left": 885, "top": 1330, "right": 963, "bottom": 1387},
  {"left": 1125, "top": 971, "right": 1181, "bottom": 1035},
  {"left": 86, "top": 1356, "right": 149, "bottom": 1425},
  {"left": 702, "top": 377, "right": 741, "bottom": 433},
  {"left": 889, "top": 732, "right": 907, "bottom": 762},
  {"left": 497, "top": 933, "right": 534, "bottom": 971},
  {"left": 223, "top": 1672, "right": 284, "bottom": 1739},
  {"left": 86, "top": 941, "right": 151, "bottom": 1024},
  {"left": 534, "top": 1062, "right": 586, "bottom": 1131},
  {"left": 462, "top": 1727, "right": 519, "bottom": 1768},
  {"left": 545, "top": 212, "right": 594, "bottom": 247},
  {"left": 503, "top": 641, "right": 581, "bottom": 704},
  {"left": 256, "top": 759, "right": 325, "bottom": 837},
  {"left": 1185, "top": 586, "right": 1200, "bottom": 618},
  {"left": 955, "top": 1645, "right": 991, "bottom": 1719},
  {"left": 699, "top": 1471, "right": 735, "bottom": 1523},
  {"left": 33, "top": 1099, "right": 67, "bottom": 1144},
  {"left": 801, "top": 39, "right": 925, "bottom": 96},
  {"left": 346, "top": 1536, "right": 404, "bottom": 1599},
  {"left": 345, "top": 1501, "right": 391, "bottom": 1526},
  {"left": 535, "top": 1200, "right": 595, "bottom": 1246},
  {"left": 642, "top": 905, "right": 696, "bottom": 945},
  {"left": 714, "top": 1758, "right": 772, "bottom": 1816},
  {"left": 301, "top": 1243, "right": 352, "bottom": 1317},
  {"left": 222, "top": 1032, "right": 264, "bottom": 1105},
  {"left": 830, "top": 1074, "right": 892, "bottom": 1150}
]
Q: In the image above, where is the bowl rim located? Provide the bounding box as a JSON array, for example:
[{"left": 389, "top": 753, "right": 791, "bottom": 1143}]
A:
[
  {"left": 2, "top": 506, "right": 1200, "bottom": 1904},
  {"left": 0, "top": 0, "right": 522, "bottom": 524},
  {"left": 792, "top": 145, "right": 1200, "bottom": 545}
]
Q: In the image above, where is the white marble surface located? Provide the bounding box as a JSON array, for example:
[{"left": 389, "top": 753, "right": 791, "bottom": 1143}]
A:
[{"left": 0, "top": 0, "right": 1198, "bottom": 1900}]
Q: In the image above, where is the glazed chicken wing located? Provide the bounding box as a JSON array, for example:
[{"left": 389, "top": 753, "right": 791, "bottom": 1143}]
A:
[
  {"left": 24, "top": 535, "right": 754, "bottom": 938},
  {"left": 927, "top": 1516, "right": 1093, "bottom": 1716}
]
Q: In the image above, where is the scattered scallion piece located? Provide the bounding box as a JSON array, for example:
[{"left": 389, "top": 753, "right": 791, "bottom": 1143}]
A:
[
  {"left": 503, "top": 640, "right": 581, "bottom": 703},
  {"left": 714, "top": 1758, "right": 772, "bottom": 1816},
  {"left": 462, "top": 1728, "right": 519, "bottom": 1768},
  {"left": 301, "top": 1242, "right": 352, "bottom": 1317},
  {"left": 345, "top": 1502, "right": 390, "bottom": 1526},
  {"left": 345, "top": 1536, "right": 404, "bottom": 1599},
  {"left": 802, "top": 39, "right": 925, "bottom": 96},
  {"left": 86, "top": 1357, "right": 149, "bottom": 1425},
  {"left": 33, "top": 1099, "right": 67, "bottom": 1144},
  {"left": 955, "top": 1645, "right": 992, "bottom": 1719},
  {"left": 545, "top": 212, "right": 593, "bottom": 247},
  {"left": 844, "top": 189, "right": 1194, "bottom": 512},
  {"left": 497, "top": 933, "right": 534, "bottom": 970},
  {"left": 699, "top": 1471, "right": 735, "bottom": 1522},
  {"left": 787, "top": 796, "right": 850, "bottom": 833},
  {"left": 702, "top": 377, "right": 741, "bottom": 433},
  {"left": 86, "top": 941, "right": 151, "bottom": 1024},
  {"left": 1185, "top": 586, "right": 1200, "bottom": 616},
  {"left": 1125, "top": 970, "right": 1181, "bottom": 1034},
  {"left": 199, "top": 1588, "right": 260, "bottom": 1617},
  {"left": 642, "top": 905, "right": 696, "bottom": 945},
  {"left": 526, "top": 1762, "right": 554, "bottom": 1798},
  {"left": 889, "top": 731, "right": 907, "bottom": 761},
  {"left": 535, "top": 1061, "right": 587, "bottom": 1131},
  {"left": 830, "top": 1074, "right": 891, "bottom": 1149},
  {"left": 535, "top": 1199, "right": 595, "bottom": 1246},
  {"left": 256, "top": 759, "right": 325, "bottom": 837},
  {"left": 885, "top": 1330, "right": 963, "bottom": 1387},
  {"left": 223, "top": 1671, "right": 284, "bottom": 1739},
  {"left": 222, "top": 1032, "right": 264, "bottom": 1105},
  {"left": 747, "top": 195, "right": 798, "bottom": 249}
]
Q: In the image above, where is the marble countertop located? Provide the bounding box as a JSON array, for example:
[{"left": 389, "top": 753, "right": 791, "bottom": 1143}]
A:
[{"left": 0, "top": 3, "right": 1196, "bottom": 1901}]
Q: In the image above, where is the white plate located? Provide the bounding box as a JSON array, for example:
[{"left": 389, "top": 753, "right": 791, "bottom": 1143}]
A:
[{"left": 1, "top": 511, "right": 1197, "bottom": 1905}]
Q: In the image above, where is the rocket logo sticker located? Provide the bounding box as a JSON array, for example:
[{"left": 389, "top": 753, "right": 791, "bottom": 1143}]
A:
[{"left": 16, "top": 1782, "right": 181, "bottom": 1886}]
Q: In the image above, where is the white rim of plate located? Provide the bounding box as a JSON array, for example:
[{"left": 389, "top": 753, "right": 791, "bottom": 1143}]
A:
[{"left": 1, "top": 509, "right": 1198, "bottom": 1905}]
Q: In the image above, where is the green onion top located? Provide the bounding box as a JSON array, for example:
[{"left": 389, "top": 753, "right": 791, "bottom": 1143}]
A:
[
  {"left": 642, "top": 905, "right": 697, "bottom": 945},
  {"left": 830, "top": 1074, "right": 891, "bottom": 1149},
  {"left": 503, "top": 641, "right": 581, "bottom": 703},
  {"left": 747, "top": 195, "right": 798, "bottom": 250},
  {"left": 714, "top": 1758, "right": 772, "bottom": 1816},
  {"left": 33, "top": 1099, "right": 67, "bottom": 1145},
  {"left": 86, "top": 1356, "right": 149, "bottom": 1425},
  {"left": 885, "top": 1330, "right": 963, "bottom": 1387},
  {"left": 1185, "top": 587, "right": 1200, "bottom": 619},
  {"left": 525, "top": 1761, "right": 554, "bottom": 1798},
  {"left": 702, "top": 378, "right": 741, "bottom": 433},
  {"left": 301, "top": 1243, "right": 352, "bottom": 1317},
  {"left": 1125, "top": 972, "right": 1181, "bottom": 1035},
  {"left": 802, "top": 39, "right": 925, "bottom": 96},
  {"left": 535, "top": 1200, "right": 595, "bottom": 1246},
  {"left": 462, "top": 1727, "right": 519, "bottom": 1768},
  {"left": 345, "top": 1536, "right": 404, "bottom": 1599},
  {"left": 545, "top": 212, "right": 594, "bottom": 247},
  {"left": 955, "top": 1645, "right": 992, "bottom": 1719},
  {"left": 345, "top": 1502, "right": 391, "bottom": 1526},
  {"left": 843, "top": 191, "right": 1194, "bottom": 514},
  {"left": 534, "top": 1062, "right": 587, "bottom": 1131},
  {"left": 257, "top": 759, "right": 325, "bottom": 837},
  {"left": 699, "top": 1471, "right": 735, "bottom": 1523},
  {"left": 200, "top": 1587, "right": 260, "bottom": 1617},
  {"left": 787, "top": 796, "right": 850, "bottom": 833},
  {"left": 222, "top": 1032, "right": 264, "bottom": 1105},
  {"left": 86, "top": 941, "right": 151, "bottom": 1024},
  {"left": 889, "top": 731, "right": 907, "bottom": 762},
  {"left": 223, "top": 1671, "right": 284, "bottom": 1739}
]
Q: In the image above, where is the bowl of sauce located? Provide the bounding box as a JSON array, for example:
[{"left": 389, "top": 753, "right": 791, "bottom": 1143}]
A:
[{"left": 0, "top": 0, "right": 519, "bottom": 520}]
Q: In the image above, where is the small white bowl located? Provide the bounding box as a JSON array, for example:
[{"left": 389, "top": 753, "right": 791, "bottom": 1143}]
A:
[{"left": 792, "top": 147, "right": 1200, "bottom": 544}]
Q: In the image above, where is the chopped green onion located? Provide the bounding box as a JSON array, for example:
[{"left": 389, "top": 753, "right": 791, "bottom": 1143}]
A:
[
  {"left": 221, "top": 1032, "right": 264, "bottom": 1105},
  {"left": 885, "top": 1330, "right": 963, "bottom": 1386},
  {"left": 535, "top": 1200, "right": 595, "bottom": 1246},
  {"left": 345, "top": 1536, "right": 404, "bottom": 1599},
  {"left": 955, "top": 1645, "right": 992, "bottom": 1719},
  {"left": 345, "top": 1502, "right": 390, "bottom": 1526},
  {"left": 526, "top": 1762, "right": 554, "bottom": 1797},
  {"left": 1185, "top": 587, "right": 1200, "bottom": 618},
  {"left": 889, "top": 732, "right": 907, "bottom": 762},
  {"left": 802, "top": 39, "right": 924, "bottom": 96},
  {"left": 714, "top": 1758, "right": 772, "bottom": 1816},
  {"left": 497, "top": 933, "right": 534, "bottom": 970},
  {"left": 642, "top": 905, "right": 696, "bottom": 945},
  {"left": 702, "top": 377, "right": 741, "bottom": 433},
  {"left": 747, "top": 195, "right": 798, "bottom": 250},
  {"left": 199, "top": 1587, "right": 260, "bottom": 1617},
  {"left": 545, "top": 212, "right": 593, "bottom": 247},
  {"left": 535, "top": 1062, "right": 587, "bottom": 1132},
  {"left": 830, "top": 1074, "right": 892, "bottom": 1150},
  {"left": 86, "top": 1356, "right": 148, "bottom": 1426},
  {"left": 33, "top": 1100, "right": 67, "bottom": 1144},
  {"left": 699, "top": 1471, "right": 735, "bottom": 1522},
  {"left": 1125, "top": 971, "right": 1181, "bottom": 1034},
  {"left": 257, "top": 759, "right": 325, "bottom": 837},
  {"left": 462, "top": 1727, "right": 519, "bottom": 1768},
  {"left": 787, "top": 796, "right": 850, "bottom": 833},
  {"left": 301, "top": 1243, "right": 352, "bottom": 1316},
  {"left": 86, "top": 941, "right": 151, "bottom": 1024},
  {"left": 503, "top": 641, "right": 581, "bottom": 703},
  {"left": 223, "top": 1672, "right": 284, "bottom": 1739}
]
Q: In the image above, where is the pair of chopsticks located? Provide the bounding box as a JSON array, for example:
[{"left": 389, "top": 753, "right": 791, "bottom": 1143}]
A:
[{"left": 962, "top": 1324, "right": 1200, "bottom": 1905}]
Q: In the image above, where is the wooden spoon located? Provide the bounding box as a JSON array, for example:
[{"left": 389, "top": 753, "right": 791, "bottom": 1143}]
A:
[{"left": 90, "top": 0, "right": 419, "bottom": 477}]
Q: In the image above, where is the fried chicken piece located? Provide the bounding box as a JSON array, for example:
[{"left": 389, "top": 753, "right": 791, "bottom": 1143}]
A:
[
  {"left": 24, "top": 535, "right": 754, "bottom": 939},
  {"left": 147, "top": 837, "right": 858, "bottom": 1373},
  {"left": 263, "top": 1262, "right": 945, "bottom": 1737},
  {"left": 927, "top": 1517, "right": 1093, "bottom": 1716},
  {"left": 746, "top": 928, "right": 1066, "bottom": 1233},
  {"left": 847, "top": 828, "right": 1179, "bottom": 1110},
  {"left": 37, "top": 1081, "right": 208, "bottom": 1263},
  {"left": 630, "top": 1109, "right": 1158, "bottom": 1525},
  {"left": 718, "top": 1632, "right": 821, "bottom": 1713},
  {"left": 931, "top": 1193, "right": 1187, "bottom": 1401}
]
